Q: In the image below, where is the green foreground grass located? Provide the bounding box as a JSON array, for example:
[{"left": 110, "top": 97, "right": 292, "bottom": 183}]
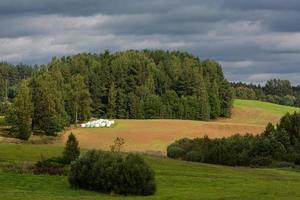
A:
[
  {"left": 1, "top": 144, "right": 300, "bottom": 200},
  {"left": 234, "top": 99, "right": 300, "bottom": 115}
]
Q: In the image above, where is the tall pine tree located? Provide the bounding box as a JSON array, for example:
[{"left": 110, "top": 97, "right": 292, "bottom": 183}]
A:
[
  {"left": 67, "top": 75, "right": 92, "bottom": 123},
  {"left": 209, "top": 80, "right": 221, "bottom": 119},
  {"left": 9, "top": 80, "right": 33, "bottom": 140},
  {"left": 195, "top": 69, "right": 210, "bottom": 120},
  {"left": 107, "top": 82, "right": 117, "bottom": 118}
]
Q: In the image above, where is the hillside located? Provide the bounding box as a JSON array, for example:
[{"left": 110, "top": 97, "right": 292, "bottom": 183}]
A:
[
  {"left": 1, "top": 143, "right": 300, "bottom": 200},
  {"left": 61, "top": 99, "right": 300, "bottom": 154},
  {"left": 219, "top": 99, "right": 300, "bottom": 125}
]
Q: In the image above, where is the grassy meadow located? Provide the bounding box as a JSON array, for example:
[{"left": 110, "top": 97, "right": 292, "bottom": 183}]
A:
[
  {"left": 1, "top": 143, "right": 300, "bottom": 200},
  {"left": 61, "top": 99, "right": 300, "bottom": 153}
]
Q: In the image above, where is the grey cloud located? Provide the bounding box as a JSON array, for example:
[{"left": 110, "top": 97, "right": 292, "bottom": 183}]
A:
[{"left": 0, "top": 0, "right": 300, "bottom": 84}]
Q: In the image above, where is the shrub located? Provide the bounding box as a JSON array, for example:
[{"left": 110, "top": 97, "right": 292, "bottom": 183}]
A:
[
  {"left": 294, "top": 155, "right": 300, "bottom": 165},
  {"left": 274, "top": 161, "right": 297, "bottom": 168},
  {"left": 167, "top": 138, "right": 198, "bottom": 159},
  {"left": 69, "top": 150, "right": 156, "bottom": 196},
  {"left": 185, "top": 150, "right": 202, "bottom": 162},
  {"left": 117, "top": 154, "right": 156, "bottom": 195},
  {"left": 166, "top": 144, "right": 184, "bottom": 159},
  {"left": 63, "top": 133, "right": 80, "bottom": 164},
  {"left": 250, "top": 157, "right": 272, "bottom": 167},
  {"left": 34, "top": 157, "right": 66, "bottom": 175}
]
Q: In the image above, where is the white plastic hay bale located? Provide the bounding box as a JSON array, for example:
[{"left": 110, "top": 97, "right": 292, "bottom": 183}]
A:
[
  {"left": 100, "top": 121, "right": 106, "bottom": 127},
  {"left": 81, "top": 119, "right": 115, "bottom": 128},
  {"left": 106, "top": 121, "right": 112, "bottom": 127}
]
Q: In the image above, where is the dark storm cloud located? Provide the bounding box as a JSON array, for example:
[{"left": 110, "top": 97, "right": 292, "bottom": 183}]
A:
[
  {"left": 0, "top": 0, "right": 300, "bottom": 84},
  {"left": 0, "top": 0, "right": 182, "bottom": 16},
  {"left": 221, "top": 0, "right": 300, "bottom": 11}
]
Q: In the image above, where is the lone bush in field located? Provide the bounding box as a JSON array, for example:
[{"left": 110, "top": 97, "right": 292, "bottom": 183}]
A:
[
  {"left": 63, "top": 133, "right": 80, "bottom": 164},
  {"left": 69, "top": 150, "right": 156, "bottom": 196},
  {"left": 110, "top": 137, "right": 125, "bottom": 153}
]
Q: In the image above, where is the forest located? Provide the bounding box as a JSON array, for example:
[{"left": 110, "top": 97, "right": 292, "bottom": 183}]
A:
[
  {"left": 232, "top": 79, "right": 300, "bottom": 107},
  {"left": 0, "top": 50, "right": 233, "bottom": 138}
]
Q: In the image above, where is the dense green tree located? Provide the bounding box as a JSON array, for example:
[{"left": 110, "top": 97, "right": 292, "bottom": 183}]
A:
[
  {"left": 265, "top": 79, "right": 292, "bottom": 96},
  {"left": 66, "top": 75, "right": 92, "bottom": 123},
  {"left": 0, "top": 78, "right": 8, "bottom": 102},
  {"left": 127, "top": 92, "right": 139, "bottom": 118},
  {"left": 235, "top": 86, "right": 256, "bottom": 100},
  {"left": 219, "top": 80, "right": 233, "bottom": 117},
  {"left": 209, "top": 80, "right": 221, "bottom": 119},
  {"left": 8, "top": 80, "right": 33, "bottom": 140},
  {"left": 30, "top": 72, "right": 67, "bottom": 135},
  {"left": 107, "top": 82, "right": 117, "bottom": 118},
  {"left": 63, "top": 133, "right": 80, "bottom": 164},
  {"left": 116, "top": 89, "right": 127, "bottom": 118},
  {"left": 143, "top": 95, "right": 163, "bottom": 119},
  {"left": 194, "top": 70, "right": 210, "bottom": 120},
  {"left": 162, "top": 90, "right": 180, "bottom": 118}
]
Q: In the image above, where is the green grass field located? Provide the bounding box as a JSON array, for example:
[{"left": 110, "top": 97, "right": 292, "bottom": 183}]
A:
[
  {"left": 1, "top": 143, "right": 300, "bottom": 200},
  {"left": 219, "top": 99, "right": 300, "bottom": 126},
  {"left": 234, "top": 99, "right": 300, "bottom": 115}
]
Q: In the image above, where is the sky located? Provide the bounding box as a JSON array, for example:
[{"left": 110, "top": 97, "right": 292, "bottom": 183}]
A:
[{"left": 0, "top": 0, "right": 300, "bottom": 85}]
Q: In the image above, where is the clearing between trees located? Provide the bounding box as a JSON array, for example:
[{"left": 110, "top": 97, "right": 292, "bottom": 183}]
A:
[{"left": 61, "top": 99, "right": 300, "bottom": 154}]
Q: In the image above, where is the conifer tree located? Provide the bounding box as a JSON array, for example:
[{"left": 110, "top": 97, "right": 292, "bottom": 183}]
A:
[
  {"left": 63, "top": 132, "right": 80, "bottom": 164},
  {"left": 195, "top": 70, "right": 210, "bottom": 120},
  {"left": 209, "top": 80, "right": 221, "bottom": 119},
  {"left": 68, "top": 75, "right": 92, "bottom": 123},
  {"left": 31, "top": 73, "right": 67, "bottom": 135},
  {"left": 116, "top": 89, "right": 127, "bottom": 118},
  {"left": 219, "top": 80, "right": 233, "bottom": 117},
  {"left": 10, "top": 80, "right": 33, "bottom": 140},
  {"left": 107, "top": 82, "right": 117, "bottom": 118}
]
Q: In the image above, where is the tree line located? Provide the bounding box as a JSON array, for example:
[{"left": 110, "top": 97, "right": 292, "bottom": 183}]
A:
[
  {"left": 1, "top": 50, "right": 233, "bottom": 139},
  {"left": 167, "top": 112, "right": 300, "bottom": 167},
  {"left": 232, "top": 79, "right": 300, "bottom": 107},
  {"left": 0, "top": 62, "right": 35, "bottom": 114}
]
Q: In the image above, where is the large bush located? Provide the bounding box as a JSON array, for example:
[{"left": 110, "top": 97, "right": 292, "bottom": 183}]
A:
[{"left": 69, "top": 150, "right": 156, "bottom": 196}]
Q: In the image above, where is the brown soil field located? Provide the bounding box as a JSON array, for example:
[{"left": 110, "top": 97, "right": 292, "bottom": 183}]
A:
[
  {"left": 61, "top": 100, "right": 300, "bottom": 154},
  {"left": 61, "top": 105, "right": 278, "bottom": 154},
  {"left": 62, "top": 119, "right": 264, "bottom": 154}
]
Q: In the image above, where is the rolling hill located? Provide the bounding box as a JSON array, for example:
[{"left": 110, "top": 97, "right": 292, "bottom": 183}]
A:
[{"left": 61, "top": 99, "right": 300, "bottom": 154}]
